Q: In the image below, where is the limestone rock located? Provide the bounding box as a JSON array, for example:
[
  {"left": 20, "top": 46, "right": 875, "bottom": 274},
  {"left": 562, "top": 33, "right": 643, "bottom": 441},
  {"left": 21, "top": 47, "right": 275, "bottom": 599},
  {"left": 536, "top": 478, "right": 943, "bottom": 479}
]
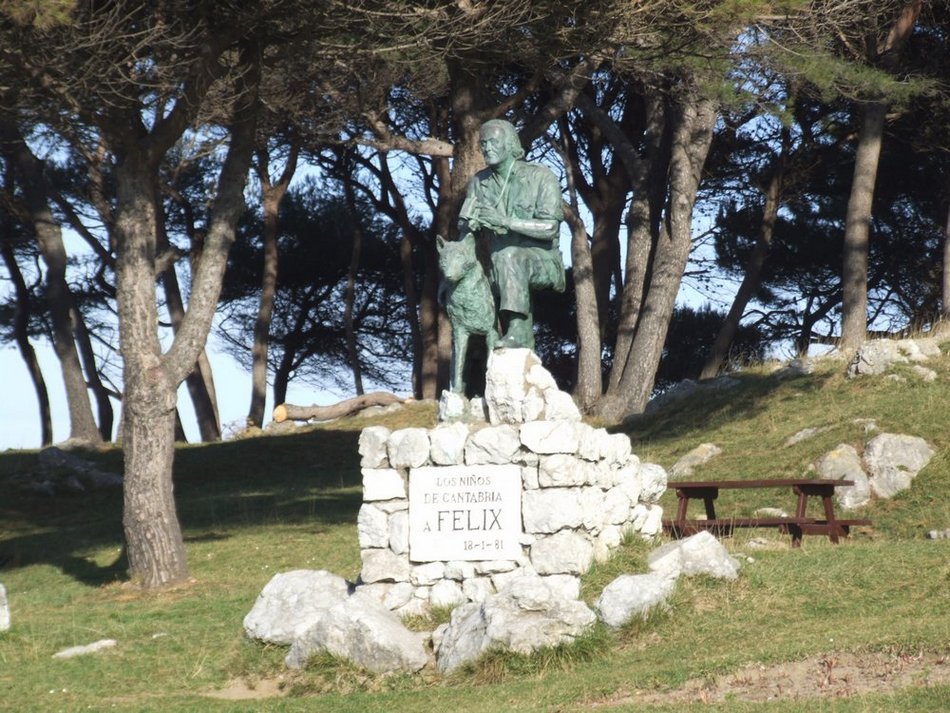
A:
[
  {"left": 361, "top": 468, "right": 406, "bottom": 501},
  {"left": 464, "top": 425, "right": 522, "bottom": 465},
  {"left": 52, "top": 639, "right": 117, "bottom": 659},
  {"left": 538, "top": 453, "right": 589, "bottom": 487},
  {"left": 243, "top": 569, "right": 350, "bottom": 645},
  {"left": 530, "top": 530, "right": 594, "bottom": 575},
  {"left": 815, "top": 444, "right": 870, "bottom": 509},
  {"left": 360, "top": 549, "right": 411, "bottom": 584},
  {"left": 357, "top": 503, "right": 390, "bottom": 549},
  {"left": 429, "top": 423, "right": 470, "bottom": 465},
  {"left": 630, "top": 503, "right": 663, "bottom": 538},
  {"left": 410, "top": 561, "right": 445, "bottom": 586},
  {"left": 430, "top": 579, "right": 467, "bottom": 609},
  {"left": 543, "top": 390, "right": 582, "bottom": 421},
  {"left": 638, "top": 463, "right": 668, "bottom": 504},
  {"left": 595, "top": 571, "right": 677, "bottom": 629},
  {"left": 462, "top": 577, "right": 495, "bottom": 603},
  {"left": 388, "top": 510, "right": 410, "bottom": 555},
  {"left": 670, "top": 443, "right": 722, "bottom": 478},
  {"left": 358, "top": 426, "right": 391, "bottom": 468},
  {"left": 286, "top": 591, "right": 428, "bottom": 673},
  {"left": 864, "top": 433, "right": 935, "bottom": 498},
  {"left": 382, "top": 581, "right": 414, "bottom": 610},
  {"left": 520, "top": 420, "right": 581, "bottom": 455},
  {"left": 388, "top": 428, "right": 431, "bottom": 468},
  {"left": 435, "top": 576, "right": 597, "bottom": 673},
  {"left": 0, "top": 583, "right": 8, "bottom": 631},
  {"left": 522, "top": 488, "right": 584, "bottom": 533},
  {"left": 485, "top": 348, "right": 541, "bottom": 424},
  {"left": 647, "top": 531, "right": 740, "bottom": 580},
  {"left": 484, "top": 349, "right": 577, "bottom": 424}
]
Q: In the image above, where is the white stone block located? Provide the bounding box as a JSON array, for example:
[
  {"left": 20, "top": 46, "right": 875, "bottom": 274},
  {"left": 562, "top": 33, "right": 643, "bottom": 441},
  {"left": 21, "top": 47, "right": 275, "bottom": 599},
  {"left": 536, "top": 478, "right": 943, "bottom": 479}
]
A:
[
  {"left": 464, "top": 425, "right": 522, "bottom": 465},
  {"left": 474, "top": 560, "right": 518, "bottom": 574},
  {"left": 362, "top": 468, "right": 406, "bottom": 501},
  {"left": 358, "top": 503, "right": 390, "bottom": 549},
  {"left": 526, "top": 363, "right": 558, "bottom": 390},
  {"left": 522, "top": 488, "right": 584, "bottom": 533},
  {"left": 523, "top": 387, "right": 546, "bottom": 422},
  {"left": 388, "top": 510, "right": 410, "bottom": 555},
  {"left": 575, "top": 423, "right": 601, "bottom": 461},
  {"left": 638, "top": 463, "right": 668, "bottom": 504},
  {"left": 530, "top": 530, "right": 594, "bottom": 575},
  {"left": 361, "top": 548, "right": 411, "bottom": 584},
  {"left": 541, "top": 574, "right": 581, "bottom": 600},
  {"left": 430, "top": 423, "right": 470, "bottom": 465},
  {"left": 359, "top": 426, "right": 391, "bottom": 468},
  {"left": 580, "top": 486, "right": 606, "bottom": 531},
  {"left": 388, "top": 428, "right": 431, "bottom": 469},
  {"left": 462, "top": 577, "right": 495, "bottom": 603},
  {"left": 603, "top": 488, "right": 632, "bottom": 525},
  {"left": 603, "top": 433, "right": 632, "bottom": 466},
  {"left": 520, "top": 420, "right": 581, "bottom": 454},
  {"left": 521, "top": 464, "right": 540, "bottom": 490},
  {"left": 615, "top": 461, "right": 642, "bottom": 504},
  {"left": 383, "top": 581, "right": 414, "bottom": 610},
  {"left": 538, "top": 453, "right": 587, "bottom": 487},
  {"left": 444, "top": 561, "right": 476, "bottom": 581},
  {"left": 543, "top": 390, "right": 581, "bottom": 421},
  {"left": 410, "top": 561, "right": 445, "bottom": 586},
  {"left": 630, "top": 503, "right": 663, "bottom": 538},
  {"left": 430, "top": 579, "right": 467, "bottom": 609}
]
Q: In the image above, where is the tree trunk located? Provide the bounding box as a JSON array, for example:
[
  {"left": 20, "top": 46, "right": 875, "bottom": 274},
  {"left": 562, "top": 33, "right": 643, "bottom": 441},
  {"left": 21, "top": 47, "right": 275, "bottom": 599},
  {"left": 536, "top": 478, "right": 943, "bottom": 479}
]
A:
[
  {"left": 114, "top": 155, "right": 190, "bottom": 587},
  {"left": 0, "top": 237, "right": 53, "bottom": 446},
  {"left": 599, "top": 92, "right": 717, "bottom": 421},
  {"left": 840, "top": 101, "right": 885, "bottom": 350},
  {"left": 70, "top": 304, "right": 115, "bottom": 441},
  {"left": 943, "top": 197, "right": 950, "bottom": 321},
  {"left": 565, "top": 203, "right": 602, "bottom": 410},
  {"left": 700, "top": 135, "right": 787, "bottom": 379},
  {"left": 0, "top": 119, "right": 102, "bottom": 443},
  {"left": 247, "top": 144, "right": 297, "bottom": 428},
  {"left": 273, "top": 391, "right": 402, "bottom": 422},
  {"left": 343, "top": 169, "right": 365, "bottom": 395},
  {"left": 156, "top": 212, "right": 221, "bottom": 442},
  {"left": 115, "top": 43, "right": 259, "bottom": 588},
  {"left": 840, "top": 0, "right": 922, "bottom": 349}
]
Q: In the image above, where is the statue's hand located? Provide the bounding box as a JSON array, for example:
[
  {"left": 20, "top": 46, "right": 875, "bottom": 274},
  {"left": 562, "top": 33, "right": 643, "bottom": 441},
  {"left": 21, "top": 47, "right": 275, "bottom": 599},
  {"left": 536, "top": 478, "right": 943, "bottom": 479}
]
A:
[{"left": 477, "top": 207, "right": 509, "bottom": 233}]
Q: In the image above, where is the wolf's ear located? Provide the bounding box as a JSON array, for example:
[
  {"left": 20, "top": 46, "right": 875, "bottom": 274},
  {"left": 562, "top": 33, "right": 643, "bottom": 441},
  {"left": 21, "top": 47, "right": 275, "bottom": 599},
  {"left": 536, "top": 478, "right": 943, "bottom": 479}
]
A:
[{"left": 436, "top": 234, "right": 446, "bottom": 251}]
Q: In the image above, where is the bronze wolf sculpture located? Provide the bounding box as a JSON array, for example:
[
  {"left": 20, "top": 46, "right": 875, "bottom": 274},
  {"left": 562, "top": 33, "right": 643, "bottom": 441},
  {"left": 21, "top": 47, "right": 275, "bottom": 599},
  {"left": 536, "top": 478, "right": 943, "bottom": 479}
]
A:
[{"left": 437, "top": 234, "right": 498, "bottom": 394}]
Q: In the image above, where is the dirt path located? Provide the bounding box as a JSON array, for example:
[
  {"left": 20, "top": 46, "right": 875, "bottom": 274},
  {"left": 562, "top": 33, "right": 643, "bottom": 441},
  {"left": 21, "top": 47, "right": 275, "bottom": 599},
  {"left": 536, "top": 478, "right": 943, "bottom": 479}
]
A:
[{"left": 587, "top": 650, "right": 949, "bottom": 706}]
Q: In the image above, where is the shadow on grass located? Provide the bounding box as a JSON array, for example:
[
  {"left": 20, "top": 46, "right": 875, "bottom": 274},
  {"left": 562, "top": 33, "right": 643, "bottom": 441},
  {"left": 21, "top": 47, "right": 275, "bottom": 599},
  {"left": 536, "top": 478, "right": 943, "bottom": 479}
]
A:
[
  {"left": 616, "top": 370, "right": 835, "bottom": 446},
  {"left": 0, "top": 426, "right": 366, "bottom": 586}
]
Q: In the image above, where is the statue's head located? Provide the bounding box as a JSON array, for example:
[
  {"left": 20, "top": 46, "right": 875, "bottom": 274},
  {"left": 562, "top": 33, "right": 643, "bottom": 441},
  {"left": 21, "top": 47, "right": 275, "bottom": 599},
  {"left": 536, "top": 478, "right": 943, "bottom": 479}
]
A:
[{"left": 479, "top": 119, "right": 524, "bottom": 167}]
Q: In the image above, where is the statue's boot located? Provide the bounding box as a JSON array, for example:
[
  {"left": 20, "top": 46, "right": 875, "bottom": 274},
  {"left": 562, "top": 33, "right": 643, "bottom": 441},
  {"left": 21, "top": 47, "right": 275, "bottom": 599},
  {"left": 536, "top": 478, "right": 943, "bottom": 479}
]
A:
[{"left": 496, "top": 313, "right": 534, "bottom": 349}]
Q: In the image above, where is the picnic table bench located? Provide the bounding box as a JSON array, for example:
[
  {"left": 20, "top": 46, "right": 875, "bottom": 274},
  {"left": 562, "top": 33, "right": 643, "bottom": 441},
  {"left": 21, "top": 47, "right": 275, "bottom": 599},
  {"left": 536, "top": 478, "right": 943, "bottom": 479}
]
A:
[{"left": 662, "top": 478, "right": 871, "bottom": 548}]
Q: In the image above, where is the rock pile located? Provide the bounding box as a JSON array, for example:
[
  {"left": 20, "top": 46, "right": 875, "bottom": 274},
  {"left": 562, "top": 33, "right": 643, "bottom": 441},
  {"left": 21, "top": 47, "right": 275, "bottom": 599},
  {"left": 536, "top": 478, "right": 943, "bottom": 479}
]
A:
[{"left": 354, "top": 348, "right": 667, "bottom": 618}]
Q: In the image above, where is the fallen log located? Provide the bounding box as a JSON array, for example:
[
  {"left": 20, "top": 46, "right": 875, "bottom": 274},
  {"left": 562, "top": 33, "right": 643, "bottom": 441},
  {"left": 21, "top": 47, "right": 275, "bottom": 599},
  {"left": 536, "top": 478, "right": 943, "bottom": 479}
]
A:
[{"left": 273, "top": 392, "right": 404, "bottom": 423}]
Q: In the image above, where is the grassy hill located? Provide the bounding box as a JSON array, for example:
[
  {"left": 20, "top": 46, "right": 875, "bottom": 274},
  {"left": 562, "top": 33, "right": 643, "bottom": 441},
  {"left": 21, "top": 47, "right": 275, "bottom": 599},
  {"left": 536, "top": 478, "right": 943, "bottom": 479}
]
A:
[{"left": 0, "top": 353, "right": 948, "bottom": 712}]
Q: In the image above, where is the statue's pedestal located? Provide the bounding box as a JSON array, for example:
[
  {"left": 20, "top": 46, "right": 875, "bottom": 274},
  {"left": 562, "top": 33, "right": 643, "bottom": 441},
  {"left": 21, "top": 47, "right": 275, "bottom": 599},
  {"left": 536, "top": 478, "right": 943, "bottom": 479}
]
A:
[{"left": 355, "top": 349, "right": 666, "bottom": 616}]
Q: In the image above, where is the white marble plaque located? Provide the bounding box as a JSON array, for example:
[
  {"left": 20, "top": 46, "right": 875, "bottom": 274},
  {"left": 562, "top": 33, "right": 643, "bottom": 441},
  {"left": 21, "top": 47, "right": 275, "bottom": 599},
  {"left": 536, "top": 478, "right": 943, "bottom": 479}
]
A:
[{"left": 409, "top": 464, "right": 522, "bottom": 561}]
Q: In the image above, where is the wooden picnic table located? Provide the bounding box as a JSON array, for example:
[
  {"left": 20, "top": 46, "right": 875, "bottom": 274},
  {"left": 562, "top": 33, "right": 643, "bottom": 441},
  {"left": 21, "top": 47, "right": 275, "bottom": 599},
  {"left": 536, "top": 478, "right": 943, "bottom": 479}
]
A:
[{"left": 662, "top": 478, "right": 871, "bottom": 548}]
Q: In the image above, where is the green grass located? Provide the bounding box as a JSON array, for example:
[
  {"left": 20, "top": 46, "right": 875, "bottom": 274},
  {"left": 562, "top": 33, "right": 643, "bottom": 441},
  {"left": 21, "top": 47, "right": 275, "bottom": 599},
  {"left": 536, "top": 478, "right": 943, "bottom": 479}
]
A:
[{"left": 0, "top": 364, "right": 948, "bottom": 711}]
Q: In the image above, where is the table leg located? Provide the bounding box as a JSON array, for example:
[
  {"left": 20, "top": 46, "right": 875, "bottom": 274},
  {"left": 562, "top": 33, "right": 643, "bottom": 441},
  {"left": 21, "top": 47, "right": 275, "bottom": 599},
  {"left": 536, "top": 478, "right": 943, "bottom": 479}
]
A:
[{"left": 821, "top": 493, "right": 841, "bottom": 544}]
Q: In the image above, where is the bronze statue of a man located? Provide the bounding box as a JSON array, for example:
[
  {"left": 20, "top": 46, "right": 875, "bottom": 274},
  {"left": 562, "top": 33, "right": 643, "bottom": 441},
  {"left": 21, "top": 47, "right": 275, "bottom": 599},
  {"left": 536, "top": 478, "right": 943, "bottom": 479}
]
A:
[{"left": 458, "top": 119, "right": 565, "bottom": 349}]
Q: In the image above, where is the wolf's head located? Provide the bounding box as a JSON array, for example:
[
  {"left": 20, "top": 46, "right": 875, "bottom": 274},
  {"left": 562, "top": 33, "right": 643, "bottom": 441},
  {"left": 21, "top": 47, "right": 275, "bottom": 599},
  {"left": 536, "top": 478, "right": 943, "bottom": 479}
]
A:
[{"left": 437, "top": 234, "right": 478, "bottom": 283}]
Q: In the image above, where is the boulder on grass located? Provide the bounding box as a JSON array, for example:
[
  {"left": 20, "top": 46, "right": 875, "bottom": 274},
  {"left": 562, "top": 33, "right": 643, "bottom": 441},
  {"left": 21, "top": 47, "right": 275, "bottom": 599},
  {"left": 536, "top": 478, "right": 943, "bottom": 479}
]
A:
[
  {"left": 243, "top": 569, "right": 350, "bottom": 645},
  {"left": 285, "top": 591, "right": 428, "bottom": 673},
  {"left": 435, "top": 575, "right": 596, "bottom": 674}
]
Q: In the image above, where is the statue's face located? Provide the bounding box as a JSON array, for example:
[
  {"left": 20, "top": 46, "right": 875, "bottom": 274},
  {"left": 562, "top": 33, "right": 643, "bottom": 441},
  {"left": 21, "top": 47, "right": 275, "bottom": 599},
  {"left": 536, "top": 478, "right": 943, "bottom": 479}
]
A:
[{"left": 479, "top": 125, "right": 509, "bottom": 167}]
